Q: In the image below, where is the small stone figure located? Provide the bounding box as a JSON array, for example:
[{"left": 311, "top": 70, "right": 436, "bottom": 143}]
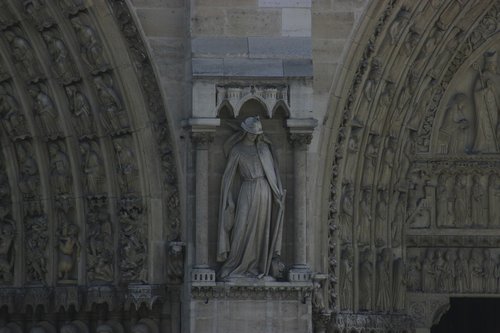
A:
[
  {"left": 42, "top": 31, "right": 78, "bottom": 84},
  {"left": 5, "top": 31, "right": 42, "bottom": 82},
  {"left": 422, "top": 249, "right": 435, "bottom": 292},
  {"left": 114, "top": 137, "right": 138, "bottom": 193},
  {"left": 17, "top": 143, "right": 40, "bottom": 199},
  {"left": 375, "top": 190, "right": 388, "bottom": 247},
  {"left": 71, "top": 17, "right": 109, "bottom": 73},
  {"left": 442, "top": 250, "right": 456, "bottom": 292},
  {"left": 25, "top": 214, "right": 48, "bottom": 283},
  {"left": 0, "top": 218, "right": 15, "bottom": 283},
  {"left": 376, "top": 248, "right": 392, "bottom": 311},
  {"left": 80, "top": 141, "right": 104, "bottom": 195},
  {"left": 339, "top": 246, "right": 353, "bottom": 311},
  {"left": 0, "top": 85, "right": 27, "bottom": 138},
  {"left": 49, "top": 142, "right": 71, "bottom": 194},
  {"left": 471, "top": 175, "right": 488, "bottom": 228},
  {"left": 24, "top": 0, "right": 55, "bottom": 30},
  {"left": 94, "top": 75, "right": 127, "bottom": 133},
  {"left": 58, "top": 0, "right": 85, "bottom": 15},
  {"left": 438, "top": 93, "right": 471, "bottom": 154},
  {"left": 338, "top": 183, "right": 354, "bottom": 243},
  {"left": 357, "top": 189, "right": 371, "bottom": 246},
  {"left": 362, "top": 135, "right": 379, "bottom": 187},
  {"left": 358, "top": 248, "right": 373, "bottom": 311},
  {"left": 378, "top": 137, "right": 395, "bottom": 189},
  {"left": 483, "top": 249, "right": 496, "bottom": 292},
  {"left": 29, "top": 86, "right": 60, "bottom": 138},
  {"left": 87, "top": 210, "right": 114, "bottom": 282},
  {"left": 58, "top": 222, "right": 80, "bottom": 281},
  {"left": 217, "top": 117, "right": 285, "bottom": 280},
  {"left": 407, "top": 256, "right": 422, "bottom": 291},
  {"left": 470, "top": 248, "right": 484, "bottom": 292},
  {"left": 166, "top": 242, "right": 184, "bottom": 284},
  {"left": 392, "top": 257, "right": 405, "bottom": 311},
  {"left": 455, "top": 248, "right": 471, "bottom": 293},
  {"left": 66, "top": 85, "right": 94, "bottom": 137},
  {"left": 391, "top": 191, "right": 406, "bottom": 247}
]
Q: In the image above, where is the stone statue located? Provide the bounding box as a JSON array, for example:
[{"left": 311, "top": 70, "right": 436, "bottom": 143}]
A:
[
  {"left": 119, "top": 204, "right": 146, "bottom": 281},
  {"left": 94, "top": 75, "right": 126, "bottom": 133},
  {"left": 0, "top": 218, "right": 15, "bottom": 283},
  {"left": 0, "top": 85, "right": 27, "bottom": 138},
  {"left": 433, "top": 250, "right": 446, "bottom": 291},
  {"left": 472, "top": 51, "right": 500, "bottom": 153},
  {"left": 114, "top": 137, "right": 138, "bottom": 194},
  {"left": 217, "top": 117, "right": 285, "bottom": 280},
  {"left": 357, "top": 189, "right": 371, "bottom": 245},
  {"left": 391, "top": 191, "right": 405, "bottom": 247},
  {"left": 436, "top": 174, "right": 450, "bottom": 227},
  {"left": 371, "top": 83, "right": 393, "bottom": 135},
  {"left": 58, "top": 0, "right": 85, "bottom": 15},
  {"left": 421, "top": 249, "right": 435, "bottom": 292},
  {"left": 339, "top": 246, "right": 353, "bottom": 311},
  {"left": 455, "top": 248, "right": 471, "bottom": 293},
  {"left": 362, "top": 134, "right": 379, "bottom": 187},
  {"left": 71, "top": 17, "right": 109, "bottom": 73},
  {"left": 17, "top": 142, "right": 40, "bottom": 199},
  {"left": 344, "top": 129, "right": 360, "bottom": 183},
  {"left": 375, "top": 248, "right": 391, "bottom": 311},
  {"left": 375, "top": 190, "right": 388, "bottom": 247},
  {"left": 42, "top": 31, "right": 78, "bottom": 84},
  {"left": 87, "top": 210, "right": 114, "bottom": 282},
  {"left": 442, "top": 250, "right": 456, "bottom": 292},
  {"left": 392, "top": 257, "right": 405, "bottom": 311},
  {"left": 65, "top": 85, "right": 94, "bottom": 137},
  {"left": 25, "top": 214, "right": 48, "bottom": 282},
  {"left": 483, "top": 249, "right": 496, "bottom": 292},
  {"left": 58, "top": 222, "right": 80, "bottom": 281},
  {"left": 453, "top": 174, "right": 470, "bottom": 227},
  {"left": 338, "top": 182, "right": 354, "bottom": 243},
  {"left": 378, "top": 137, "right": 395, "bottom": 190},
  {"left": 407, "top": 256, "right": 421, "bottom": 291},
  {"left": 24, "top": 0, "right": 54, "bottom": 30},
  {"left": 471, "top": 175, "right": 488, "bottom": 228},
  {"left": 80, "top": 141, "right": 104, "bottom": 195},
  {"left": 438, "top": 93, "right": 471, "bottom": 154},
  {"left": 470, "top": 248, "right": 484, "bottom": 292},
  {"left": 49, "top": 142, "right": 71, "bottom": 194},
  {"left": 495, "top": 254, "right": 500, "bottom": 292},
  {"left": 5, "top": 30, "right": 41, "bottom": 82},
  {"left": 358, "top": 248, "right": 372, "bottom": 311},
  {"left": 29, "top": 86, "right": 60, "bottom": 138}
]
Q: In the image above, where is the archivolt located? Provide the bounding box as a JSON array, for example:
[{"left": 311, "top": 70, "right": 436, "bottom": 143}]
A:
[
  {"left": 0, "top": 0, "right": 179, "bottom": 290},
  {"left": 324, "top": 0, "right": 499, "bottom": 312}
]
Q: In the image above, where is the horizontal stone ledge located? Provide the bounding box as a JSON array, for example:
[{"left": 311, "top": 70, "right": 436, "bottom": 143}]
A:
[{"left": 192, "top": 57, "right": 313, "bottom": 78}]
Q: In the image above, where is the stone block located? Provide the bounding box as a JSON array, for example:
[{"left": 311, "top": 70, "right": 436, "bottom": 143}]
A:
[
  {"left": 332, "top": 0, "right": 367, "bottom": 11},
  {"left": 313, "top": 62, "right": 336, "bottom": 94},
  {"left": 225, "top": 9, "right": 281, "bottom": 36},
  {"left": 136, "top": 8, "right": 185, "bottom": 37},
  {"left": 192, "top": 37, "right": 249, "bottom": 57},
  {"left": 259, "top": 0, "right": 311, "bottom": 7},
  {"left": 312, "top": 38, "right": 346, "bottom": 63},
  {"left": 283, "top": 59, "right": 313, "bottom": 77},
  {"left": 192, "top": 58, "right": 224, "bottom": 76},
  {"left": 312, "top": 11, "right": 354, "bottom": 39},
  {"left": 149, "top": 37, "right": 185, "bottom": 60},
  {"left": 130, "top": 0, "right": 185, "bottom": 8},
  {"left": 223, "top": 58, "right": 283, "bottom": 77},
  {"left": 191, "top": 7, "right": 225, "bottom": 36},
  {"left": 194, "top": 0, "right": 257, "bottom": 7},
  {"left": 248, "top": 37, "right": 311, "bottom": 58},
  {"left": 282, "top": 8, "right": 311, "bottom": 36}
]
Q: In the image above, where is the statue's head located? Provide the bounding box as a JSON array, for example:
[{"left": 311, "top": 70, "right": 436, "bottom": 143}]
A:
[{"left": 241, "top": 116, "right": 263, "bottom": 135}]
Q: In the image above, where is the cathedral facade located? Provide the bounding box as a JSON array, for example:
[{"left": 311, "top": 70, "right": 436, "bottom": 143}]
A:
[{"left": 0, "top": 0, "right": 498, "bottom": 332}]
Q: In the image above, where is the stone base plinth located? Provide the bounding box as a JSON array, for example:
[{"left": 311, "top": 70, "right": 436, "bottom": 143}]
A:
[{"left": 189, "top": 281, "right": 313, "bottom": 333}]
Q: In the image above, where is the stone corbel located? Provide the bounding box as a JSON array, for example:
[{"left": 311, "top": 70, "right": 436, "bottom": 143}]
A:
[
  {"left": 185, "top": 118, "right": 220, "bottom": 285},
  {"left": 286, "top": 118, "right": 318, "bottom": 282}
]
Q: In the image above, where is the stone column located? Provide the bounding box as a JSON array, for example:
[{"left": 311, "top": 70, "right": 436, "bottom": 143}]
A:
[
  {"left": 287, "top": 118, "right": 317, "bottom": 282},
  {"left": 187, "top": 118, "right": 219, "bottom": 284}
]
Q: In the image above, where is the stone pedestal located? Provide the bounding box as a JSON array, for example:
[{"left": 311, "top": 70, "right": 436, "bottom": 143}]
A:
[{"left": 189, "top": 282, "right": 313, "bottom": 333}]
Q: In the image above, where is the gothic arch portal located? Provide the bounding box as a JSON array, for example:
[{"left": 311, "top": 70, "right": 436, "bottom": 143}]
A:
[
  {"left": 0, "top": 0, "right": 181, "bottom": 331},
  {"left": 322, "top": 0, "right": 500, "bottom": 331}
]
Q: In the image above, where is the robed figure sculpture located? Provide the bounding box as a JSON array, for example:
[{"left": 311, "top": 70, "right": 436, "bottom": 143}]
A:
[{"left": 217, "top": 116, "right": 285, "bottom": 281}]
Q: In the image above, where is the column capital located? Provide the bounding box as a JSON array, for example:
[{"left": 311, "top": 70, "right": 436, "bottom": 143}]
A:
[
  {"left": 184, "top": 117, "right": 220, "bottom": 148},
  {"left": 286, "top": 118, "right": 317, "bottom": 148}
]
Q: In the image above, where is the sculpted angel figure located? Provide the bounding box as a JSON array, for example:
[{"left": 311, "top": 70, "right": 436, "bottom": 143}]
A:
[{"left": 217, "top": 116, "right": 285, "bottom": 280}]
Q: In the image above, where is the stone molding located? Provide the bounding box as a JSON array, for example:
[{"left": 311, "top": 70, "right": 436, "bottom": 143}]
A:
[
  {"left": 191, "top": 282, "right": 313, "bottom": 300},
  {"left": 331, "top": 312, "right": 415, "bottom": 332}
]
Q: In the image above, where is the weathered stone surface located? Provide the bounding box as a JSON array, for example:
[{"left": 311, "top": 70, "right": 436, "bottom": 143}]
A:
[
  {"left": 192, "top": 37, "right": 249, "bottom": 57},
  {"left": 225, "top": 8, "right": 282, "bottom": 36},
  {"left": 248, "top": 37, "right": 311, "bottom": 58},
  {"left": 282, "top": 8, "right": 311, "bottom": 36},
  {"left": 136, "top": 8, "right": 185, "bottom": 37},
  {"left": 192, "top": 58, "right": 224, "bottom": 76},
  {"left": 259, "top": 0, "right": 311, "bottom": 7},
  {"left": 223, "top": 58, "right": 284, "bottom": 77}
]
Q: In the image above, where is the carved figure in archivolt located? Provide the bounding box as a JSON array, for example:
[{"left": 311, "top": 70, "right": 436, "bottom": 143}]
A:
[
  {"left": 17, "top": 142, "right": 40, "bottom": 198},
  {"left": 49, "top": 142, "right": 72, "bottom": 194},
  {"left": 43, "top": 30, "right": 79, "bottom": 84},
  {"left": 471, "top": 175, "right": 488, "bottom": 227},
  {"left": 375, "top": 248, "right": 391, "bottom": 311},
  {"left": 434, "top": 250, "right": 446, "bottom": 291},
  {"left": 0, "top": 3, "right": 16, "bottom": 29},
  {"left": 114, "top": 136, "right": 138, "bottom": 194},
  {"left": 71, "top": 16, "right": 109, "bottom": 73},
  {"left": 94, "top": 75, "right": 127, "bottom": 133},
  {"left": 378, "top": 137, "right": 395, "bottom": 190},
  {"left": 344, "top": 128, "right": 360, "bottom": 183},
  {"left": 455, "top": 248, "right": 471, "bottom": 293},
  {"left": 0, "top": 84, "right": 27, "bottom": 138},
  {"left": 24, "top": 0, "right": 55, "bottom": 30},
  {"left": 407, "top": 77, "right": 436, "bottom": 131},
  {"left": 371, "top": 82, "right": 394, "bottom": 135},
  {"left": 217, "top": 117, "right": 285, "bottom": 280},
  {"left": 4, "top": 30, "right": 42, "bottom": 82},
  {"left": 407, "top": 170, "right": 430, "bottom": 228},
  {"left": 392, "top": 257, "right": 405, "bottom": 311},
  {"left": 395, "top": 130, "right": 415, "bottom": 189},
  {"left": 80, "top": 141, "right": 104, "bottom": 195},
  {"left": 87, "top": 208, "right": 113, "bottom": 282},
  {"left": 119, "top": 202, "right": 146, "bottom": 281},
  {"left": 357, "top": 189, "right": 371, "bottom": 246},
  {"left": 339, "top": 246, "right": 353, "bottom": 311},
  {"left": 362, "top": 134, "right": 379, "bottom": 188},
  {"left": 443, "top": 250, "right": 456, "bottom": 292},
  {"left": 391, "top": 191, "right": 406, "bottom": 247},
  {"left": 29, "top": 85, "right": 60, "bottom": 138},
  {"left": 58, "top": 222, "right": 80, "bottom": 281},
  {"left": 438, "top": 93, "right": 472, "bottom": 154},
  {"left": 338, "top": 182, "right": 354, "bottom": 244},
  {"left": 66, "top": 85, "right": 94, "bottom": 137},
  {"left": 58, "top": 0, "right": 85, "bottom": 15},
  {"left": 414, "top": 27, "right": 444, "bottom": 74},
  {"left": 472, "top": 51, "right": 500, "bottom": 153},
  {"left": 354, "top": 59, "right": 381, "bottom": 125},
  {"left": 0, "top": 217, "right": 15, "bottom": 284},
  {"left": 375, "top": 190, "right": 388, "bottom": 247},
  {"left": 358, "top": 248, "right": 372, "bottom": 311},
  {"left": 25, "top": 213, "right": 48, "bottom": 283}
]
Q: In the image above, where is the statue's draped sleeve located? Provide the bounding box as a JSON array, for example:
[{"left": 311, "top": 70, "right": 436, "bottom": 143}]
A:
[{"left": 217, "top": 147, "right": 240, "bottom": 262}]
